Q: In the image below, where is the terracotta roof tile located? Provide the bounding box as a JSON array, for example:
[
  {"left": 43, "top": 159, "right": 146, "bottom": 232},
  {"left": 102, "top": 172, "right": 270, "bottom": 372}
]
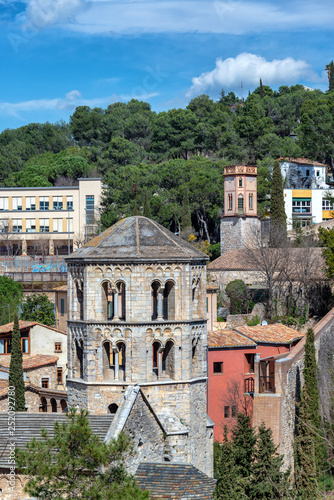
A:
[
  {"left": 0, "top": 321, "right": 66, "bottom": 336},
  {"left": 278, "top": 157, "right": 328, "bottom": 167},
  {"left": 235, "top": 324, "right": 304, "bottom": 345},
  {"left": 0, "top": 354, "right": 58, "bottom": 370},
  {"left": 208, "top": 330, "right": 257, "bottom": 348}
]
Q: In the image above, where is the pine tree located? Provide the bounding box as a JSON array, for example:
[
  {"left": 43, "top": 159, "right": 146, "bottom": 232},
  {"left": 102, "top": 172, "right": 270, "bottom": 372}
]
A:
[
  {"left": 270, "top": 159, "right": 287, "bottom": 247},
  {"left": 250, "top": 423, "right": 290, "bottom": 499},
  {"left": 8, "top": 313, "right": 25, "bottom": 411},
  {"left": 16, "top": 409, "right": 150, "bottom": 499},
  {"left": 143, "top": 189, "right": 151, "bottom": 218},
  {"left": 303, "top": 328, "right": 320, "bottom": 428},
  {"left": 231, "top": 414, "right": 256, "bottom": 496},
  {"left": 325, "top": 61, "right": 334, "bottom": 92},
  {"left": 180, "top": 185, "right": 192, "bottom": 230}
]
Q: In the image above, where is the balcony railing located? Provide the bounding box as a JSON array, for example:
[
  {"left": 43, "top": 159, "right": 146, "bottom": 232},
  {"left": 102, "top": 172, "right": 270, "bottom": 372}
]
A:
[
  {"left": 259, "top": 375, "right": 275, "bottom": 393},
  {"left": 244, "top": 377, "right": 254, "bottom": 394}
]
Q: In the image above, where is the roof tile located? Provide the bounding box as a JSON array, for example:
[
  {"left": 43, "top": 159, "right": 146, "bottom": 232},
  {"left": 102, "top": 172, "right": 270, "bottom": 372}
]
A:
[
  {"left": 0, "top": 354, "right": 59, "bottom": 370},
  {"left": 208, "top": 330, "right": 256, "bottom": 348},
  {"left": 235, "top": 324, "right": 304, "bottom": 345}
]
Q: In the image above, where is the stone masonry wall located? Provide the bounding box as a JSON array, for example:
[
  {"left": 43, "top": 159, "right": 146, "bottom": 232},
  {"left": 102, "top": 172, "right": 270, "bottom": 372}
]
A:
[
  {"left": 25, "top": 363, "right": 57, "bottom": 390},
  {"left": 220, "top": 217, "right": 261, "bottom": 255}
]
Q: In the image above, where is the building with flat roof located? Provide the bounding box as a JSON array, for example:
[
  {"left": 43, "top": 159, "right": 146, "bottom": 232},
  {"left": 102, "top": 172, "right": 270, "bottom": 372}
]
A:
[{"left": 0, "top": 178, "right": 103, "bottom": 255}]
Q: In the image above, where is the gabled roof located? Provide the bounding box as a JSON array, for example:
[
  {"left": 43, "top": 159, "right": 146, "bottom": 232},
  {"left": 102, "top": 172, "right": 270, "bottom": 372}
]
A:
[
  {"left": 66, "top": 216, "right": 208, "bottom": 263},
  {"left": 0, "top": 321, "right": 66, "bottom": 335},
  {"left": 208, "top": 330, "right": 256, "bottom": 348},
  {"left": 0, "top": 354, "right": 59, "bottom": 370},
  {"left": 278, "top": 157, "right": 328, "bottom": 167},
  {"left": 235, "top": 324, "right": 304, "bottom": 345},
  {"left": 135, "top": 463, "right": 216, "bottom": 499}
]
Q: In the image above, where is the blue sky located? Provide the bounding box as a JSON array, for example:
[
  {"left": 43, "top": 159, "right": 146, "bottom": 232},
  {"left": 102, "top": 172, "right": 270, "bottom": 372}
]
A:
[{"left": 0, "top": 0, "right": 333, "bottom": 131}]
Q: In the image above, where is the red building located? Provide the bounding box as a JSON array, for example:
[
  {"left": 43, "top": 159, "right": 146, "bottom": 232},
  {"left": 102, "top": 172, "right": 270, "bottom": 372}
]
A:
[{"left": 207, "top": 324, "right": 304, "bottom": 441}]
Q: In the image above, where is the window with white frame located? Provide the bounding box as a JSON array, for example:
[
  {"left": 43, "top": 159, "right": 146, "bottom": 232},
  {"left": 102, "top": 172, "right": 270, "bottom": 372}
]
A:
[
  {"left": 53, "top": 218, "right": 63, "bottom": 232},
  {"left": 12, "top": 219, "right": 22, "bottom": 232},
  {"left": 39, "top": 219, "right": 49, "bottom": 232},
  {"left": 67, "top": 196, "right": 73, "bottom": 210},
  {"left": 292, "top": 199, "right": 311, "bottom": 213},
  {"left": 0, "top": 198, "right": 8, "bottom": 211},
  {"left": 25, "top": 197, "right": 36, "bottom": 210},
  {"left": 12, "top": 197, "right": 22, "bottom": 210},
  {"left": 66, "top": 218, "right": 73, "bottom": 232},
  {"left": 53, "top": 196, "right": 63, "bottom": 210},
  {"left": 39, "top": 197, "right": 49, "bottom": 210},
  {"left": 25, "top": 219, "right": 36, "bottom": 233},
  {"left": 322, "top": 199, "right": 334, "bottom": 210},
  {"left": 0, "top": 220, "right": 9, "bottom": 233}
]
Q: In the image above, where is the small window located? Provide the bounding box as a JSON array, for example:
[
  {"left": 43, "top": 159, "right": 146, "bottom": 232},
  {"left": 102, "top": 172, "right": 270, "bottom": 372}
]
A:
[
  {"left": 213, "top": 361, "right": 223, "bottom": 374},
  {"left": 22, "top": 338, "right": 29, "bottom": 353},
  {"left": 224, "top": 406, "right": 230, "bottom": 418},
  {"left": 12, "top": 219, "right": 22, "bottom": 233},
  {"left": 12, "top": 197, "right": 22, "bottom": 211},
  {"left": 249, "top": 194, "right": 253, "bottom": 210},
  {"left": 0, "top": 197, "right": 8, "bottom": 211},
  {"left": 231, "top": 405, "right": 237, "bottom": 418},
  {"left": 53, "top": 218, "right": 62, "bottom": 233},
  {"left": 55, "top": 342, "right": 62, "bottom": 352},
  {"left": 39, "top": 197, "right": 49, "bottom": 211},
  {"left": 26, "top": 197, "right": 36, "bottom": 210},
  {"left": 39, "top": 218, "right": 49, "bottom": 232},
  {"left": 41, "top": 378, "right": 49, "bottom": 389},
  {"left": 245, "top": 353, "right": 255, "bottom": 373},
  {"left": 306, "top": 169, "right": 310, "bottom": 176},
  {"left": 26, "top": 219, "right": 36, "bottom": 233},
  {"left": 239, "top": 178, "right": 243, "bottom": 187},
  {"left": 238, "top": 195, "right": 244, "bottom": 214},
  {"left": 53, "top": 196, "right": 63, "bottom": 211},
  {"left": 60, "top": 299, "right": 65, "bottom": 315},
  {"left": 317, "top": 171, "right": 320, "bottom": 177},
  {"left": 57, "top": 367, "right": 63, "bottom": 384},
  {"left": 228, "top": 193, "right": 233, "bottom": 210},
  {"left": 67, "top": 196, "right": 73, "bottom": 210}
]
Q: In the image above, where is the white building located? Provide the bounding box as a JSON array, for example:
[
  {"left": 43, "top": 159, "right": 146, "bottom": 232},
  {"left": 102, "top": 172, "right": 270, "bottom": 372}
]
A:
[
  {"left": 280, "top": 157, "right": 328, "bottom": 190},
  {"left": 0, "top": 178, "right": 103, "bottom": 255}
]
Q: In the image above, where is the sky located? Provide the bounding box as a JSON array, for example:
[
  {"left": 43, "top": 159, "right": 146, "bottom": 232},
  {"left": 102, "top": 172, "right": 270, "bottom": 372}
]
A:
[{"left": 0, "top": 0, "right": 333, "bottom": 131}]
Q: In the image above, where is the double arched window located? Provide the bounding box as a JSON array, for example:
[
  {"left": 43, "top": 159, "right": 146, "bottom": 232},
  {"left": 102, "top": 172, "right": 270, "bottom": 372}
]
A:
[
  {"left": 102, "top": 281, "right": 126, "bottom": 321},
  {"left": 103, "top": 341, "right": 126, "bottom": 381},
  {"left": 152, "top": 339, "right": 175, "bottom": 379},
  {"left": 151, "top": 280, "right": 175, "bottom": 321}
]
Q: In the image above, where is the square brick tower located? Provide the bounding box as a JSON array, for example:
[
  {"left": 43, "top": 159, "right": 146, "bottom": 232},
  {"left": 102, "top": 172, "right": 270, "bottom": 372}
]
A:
[{"left": 220, "top": 165, "right": 261, "bottom": 254}]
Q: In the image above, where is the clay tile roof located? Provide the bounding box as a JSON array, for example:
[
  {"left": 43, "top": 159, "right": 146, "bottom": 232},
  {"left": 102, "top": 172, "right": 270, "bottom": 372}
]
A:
[
  {"left": 66, "top": 216, "right": 209, "bottom": 263},
  {"left": 208, "top": 330, "right": 257, "bottom": 348},
  {"left": 235, "top": 324, "right": 304, "bottom": 345},
  {"left": 278, "top": 157, "right": 328, "bottom": 167},
  {"left": 208, "top": 249, "right": 259, "bottom": 271},
  {"left": 0, "top": 354, "right": 59, "bottom": 370},
  {"left": 0, "top": 321, "right": 66, "bottom": 336},
  {"left": 135, "top": 463, "right": 216, "bottom": 499}
]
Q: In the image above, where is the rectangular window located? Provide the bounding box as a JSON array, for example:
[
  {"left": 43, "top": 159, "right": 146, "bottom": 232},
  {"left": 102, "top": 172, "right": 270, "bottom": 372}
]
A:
[
  {"left": 67, "top": 196, "right": 73, "bottom": 210},
  {"left": 292, "top": 199, "right": 311, "bottom": 213},
  {"left": 213, "top": 361, "right": 223, "bottom": 374},
  {"left": 231, "top": 406, "right": 237, "bottom": 418},
  {"left": 86, "top": 195, "right": 95, "bottom": 224},
  {"left": 224, "top": 406, "right": 230, "bottom": 418},
  {"left": 12, "top": 197, "right": 22, "bottom": 210},
  {"left": 26, "top": 219, "right": 36, "bottom": 233},
  {"left": 249, "top": 194, "right": 253, "bottom": 210},
  {"left": 0, "top": 220, "right": 9, "bottom": 233},
  {"left": 55, "top": 342, "right": 62, "bottom": 352},
  {"left": 0, "top": 197, "right": 8, "bottom": 211},
  {"left": 26, "top": 197, "right": 36, "bottom": 210},
  {"left": 238, "top": 178, "right": 243, "bottom": 187},
  {"left": 238, "top": 196, "right": 244, "bottom": 214},
  {"left": 60, "top": 299, "right": 65, "bottom": 315},
  {"left": 41, "top": 378, "right": 49, "bottom": 389},
  {"left": 228, "top": 194, "right": 233, "bottom": 210},
  {"left": 57, "top": 367, "right": 63, "bottom": 384},
  {"left": 0, "top": 339, "right": 4, "bottom": 353},
  {"left": 306, "top": 169, "right": 310, "bottom": 176},
  {"left": 39, "top": 219, "right": 49, "bottom": 232},
  {"left": 245, "top": 353, "right": 255, "bottom": 373},
  {"left": 53, "top": 196, "right": 63, "bottom": 210},
  {"left": 67, "top": 218, "right": 73, "bottom": 232},
  {"left": 22, "top": 338, "right": 29, "bottom": 353},
  {"left": 39, "top": 197, "right": 49, "bottom": 210},
  {"left": 322, "top": 199, "right": 334, "bottom": 210},
  {"left": 12, "top": 219, "right": 22, "bottom": 233},
  {"left": 53, "top": 218, "right": 62, "bottom": 233}
]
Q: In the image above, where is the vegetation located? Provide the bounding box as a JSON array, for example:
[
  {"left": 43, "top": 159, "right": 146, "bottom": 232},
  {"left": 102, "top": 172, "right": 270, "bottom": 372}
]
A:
[
  {"left": 0, "top": 275, "right": 23, "bottom": 325},
  {"left": 269, "top": 159, "right": 287, "bottom": 247},
  {"left": 16, "top": 409, "right": 149, "bottom": 499},
  {"left": 8, "top": 313, "right": 25, "bottom": 411},
  {"left": 21, "top": 293, "right": 56, "bottom": 327},
  {"left": 225, "top": 279, "right": 253, "bottom": 314}
]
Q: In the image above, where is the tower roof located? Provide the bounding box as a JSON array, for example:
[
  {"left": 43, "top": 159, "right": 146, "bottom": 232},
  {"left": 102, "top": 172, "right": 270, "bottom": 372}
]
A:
[{"left": 66, "top": 216, "right": 208, "bottom": 263}]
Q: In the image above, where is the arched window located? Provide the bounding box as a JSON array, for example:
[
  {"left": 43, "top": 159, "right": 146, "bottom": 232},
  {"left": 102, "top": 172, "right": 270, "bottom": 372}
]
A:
[
  {"left": 60, "top": 399, "right": 68, "bottom": 412},
  {"left": 50, "top": 398, "right": 57, "bottom": 413},
  {"left": 116, "top": 282, "right": 126, "bottom": 321},
  {"left": 103, "top": 341, "right": 126, "bottom": 381},
  {"left": 103, "top": 341, "right": 114, "bottom": 381},
  {"left": 152, "top": 341, "right": 161, "bottom": 377},
  {"left": 75, "top": 339, "right": 84, "bottom": 379},
  {"left": 238, "top": 194, "right": 244, "bottom": 214},
  {"left": 249, "top": 193, "right": 253, "bottom": 210},
  {"left": 228, "top": 193, "right": 233, "bottom": 211},
  {"left": 102, "top": 282, "right": 113, "bottom": 320},
  {"left": 40, "top": 397, "right": 47, "bottom": 412},
  {"left": 75, "top": 281, "right": 84, "bottom": 320},
  {"left": 117, "top": 342, "right": 126, "bottom": 381},
  {"left": 162, "top": 340, "right": 175, "bottom": 379},
  {"left": 163, "top": 281, "right": 175, "bottom": 320},
  {"left": 192, "top": 338, "right": 198, "bottom": 377},
  {"left": 108, "top": 403, "right": 118, "bottom": 414},
  {"left": 151, "top": 281, "right": 161, "bottom": 320},
  {"left": 239, "top": 177, "right": 243, "bottom": 187}
]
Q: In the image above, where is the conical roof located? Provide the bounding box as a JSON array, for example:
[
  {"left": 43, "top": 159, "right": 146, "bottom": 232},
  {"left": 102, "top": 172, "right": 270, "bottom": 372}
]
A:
[{"left": 66, "top": 216, "right": 208, "bottom": 263}]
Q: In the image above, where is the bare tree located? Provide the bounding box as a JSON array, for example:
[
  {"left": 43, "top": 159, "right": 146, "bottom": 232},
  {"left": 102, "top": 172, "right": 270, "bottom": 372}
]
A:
[{"left": 218, "top": 375, "right": 253, "bottom": 434}]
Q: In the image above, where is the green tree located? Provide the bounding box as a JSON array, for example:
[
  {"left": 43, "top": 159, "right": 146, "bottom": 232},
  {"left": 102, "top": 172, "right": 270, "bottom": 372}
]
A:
[
  {"left": 180, "top": 185, "right": 192, "bottom": 230},
  {"left": 214, "top": 427, "right": 243, "bottom": 500},
  {"left": 325, "top": 61, "right": 334, "bottom": 92},
  {"left": 225, "top": 280, "right": 251, "bottom": 314},
  {"left": 16, "top": 409, "right": 149, "bottom": 499},
  {"left": 0, "top": 276, "right": 23, "bottom": 325},
  {"left": 9, "top": 313, "right": 25, "bottom": 411},
  {"left": 21, "top": 293, "right": 56, "bottom": 327},
  {"left": 250, "top": 423, "right": 290, "bottom": 499},
  {"left": 318, "top": 226, "right": 334, "bottom": 278},
  {"left": 269, "top": 159, "right": 287, "bottom": 247},
  {"left": 231, "top": 413, "right": 256, "bottom": 493},
  {"left": 143, "top": 189, "right": 151, "bottom": 218}
]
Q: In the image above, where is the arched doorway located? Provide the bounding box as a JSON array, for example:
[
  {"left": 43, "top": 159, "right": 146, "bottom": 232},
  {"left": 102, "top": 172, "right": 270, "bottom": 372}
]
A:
[
  {"left": 50, "top": 398, "right": 57, "bottom": 413},
  {"left": 60, "top": 399, "right": 68, "bottom": 412},
  {"left": 40, "top": 397, "right": 47, "bottom": 412}
]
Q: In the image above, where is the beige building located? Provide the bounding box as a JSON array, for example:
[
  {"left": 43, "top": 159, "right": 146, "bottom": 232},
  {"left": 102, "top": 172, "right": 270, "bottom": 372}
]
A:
[{"left": 0, "top": 178, "right": 103, "bottom": 256}]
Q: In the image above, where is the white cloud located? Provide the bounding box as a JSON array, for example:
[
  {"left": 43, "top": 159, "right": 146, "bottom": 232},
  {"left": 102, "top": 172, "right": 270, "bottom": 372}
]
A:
[
  {"left": 25, "top": 0, "right": 90, "bottom": 30},
  {"left": 187, "top": 53, "right": 321, "bottom": 96},
  {"left": 0, "top": 90, "right": 159, "bottom": 118}
]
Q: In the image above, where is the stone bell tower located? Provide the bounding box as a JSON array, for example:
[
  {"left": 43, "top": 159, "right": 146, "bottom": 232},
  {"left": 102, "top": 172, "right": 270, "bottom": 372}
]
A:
[
  {"left": 65, "top": 216, "right": 213, "bottom": 476},
  {"left": 220, "top": 165, "right": 261, "bottom": 254}
]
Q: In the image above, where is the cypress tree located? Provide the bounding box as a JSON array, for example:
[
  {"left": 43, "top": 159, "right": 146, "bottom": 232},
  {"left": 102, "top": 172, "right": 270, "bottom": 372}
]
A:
[
  {"left": 270, "top": 159, "right": 287, "bottom": 247},
  {"left": 326, "top": 60, "right": 334, "bottom": 92},
  {"left": 143, "top": 189, "right": 151, "bottom": 218},
  {"left": 8, "top": 314, "right": 25, "bottom": 411},
  {"left": 231, "top": 413, "right": 256, "bottom": 496},
  {"left": 260, "top": 79, "right": 264, "bottom": 99},
  {"left": 250, "top": 423, "right": 290, "bottom": 499},
  {"left": 180, "top": 185, "right": 192, "bottom": 230},
  {"left": 214, "top": 426, "right": 245, "bottom": 500},
  {"left": 303, "top": 328, "right": 320, "bottom": 428}
]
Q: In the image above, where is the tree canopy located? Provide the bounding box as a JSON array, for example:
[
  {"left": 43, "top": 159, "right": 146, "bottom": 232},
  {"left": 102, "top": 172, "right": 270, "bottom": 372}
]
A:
[
  {"left": 0, "top": 276, "right": 23, "bottom": 325},
  {"left": 21, "top": 293, "right": 56, "bottom": 327}
]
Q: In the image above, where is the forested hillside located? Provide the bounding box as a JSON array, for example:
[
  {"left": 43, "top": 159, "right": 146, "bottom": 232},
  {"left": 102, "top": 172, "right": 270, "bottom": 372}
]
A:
[{"left": 1, "top": 83, "right": 333, "bottom": 242}]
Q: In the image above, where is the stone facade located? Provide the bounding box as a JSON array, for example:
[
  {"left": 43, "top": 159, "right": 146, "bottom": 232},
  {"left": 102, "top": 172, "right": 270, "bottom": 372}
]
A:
[
  {"left": 65, "top": 216, "right": 214, "bottom": 477},
  {"left": 220, "top": 217, "right": 261, "bottom": 255}
]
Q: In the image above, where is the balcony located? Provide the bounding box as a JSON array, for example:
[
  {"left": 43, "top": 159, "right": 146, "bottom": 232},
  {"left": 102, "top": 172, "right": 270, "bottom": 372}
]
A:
[{"left": 259, "top": 375, "right": 275, "bottom": 393}]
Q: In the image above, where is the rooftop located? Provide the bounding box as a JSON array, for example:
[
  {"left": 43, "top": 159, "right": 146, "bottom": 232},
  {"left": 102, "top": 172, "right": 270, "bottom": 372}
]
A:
[
  {"left": 208, "top": 330, "right": 257, "bottom": 348},
  {"left": 0, "top": 321, "right": 66, "bottom": 336},
  {"left": 0, "top": 354, "right": 59, "bottom": 370},
  {"left": 235, "top": 324, "right": 304, "bottom": 345},
  {"left": 66, "top": 216, "right": 208, "bottom": 263},
  {"left": 278, "top": 157, "right": 328, "bottom": 167}
]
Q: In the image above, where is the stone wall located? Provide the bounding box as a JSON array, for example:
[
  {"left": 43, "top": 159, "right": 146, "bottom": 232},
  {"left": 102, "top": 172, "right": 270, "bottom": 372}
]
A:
[
  {"left": 0, "top": 389, "right": 41, "bottom": 413},
  {"left": 220, "top": 217, "right": 261, "bottom": 255},
  {"left": 25, "top": 363, "right": 57, "bottom": 390}
]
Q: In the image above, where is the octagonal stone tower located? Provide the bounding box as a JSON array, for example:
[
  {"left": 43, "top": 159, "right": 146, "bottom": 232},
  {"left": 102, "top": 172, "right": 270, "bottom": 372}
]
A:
[{"left": 65, "top": 216, "right": 212, "bottom": 474}]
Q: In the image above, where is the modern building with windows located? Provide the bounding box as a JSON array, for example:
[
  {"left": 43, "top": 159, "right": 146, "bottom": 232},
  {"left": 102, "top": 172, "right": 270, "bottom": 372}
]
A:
[{"left": 0, "top": 178, "right": 103, "bottom": 255}]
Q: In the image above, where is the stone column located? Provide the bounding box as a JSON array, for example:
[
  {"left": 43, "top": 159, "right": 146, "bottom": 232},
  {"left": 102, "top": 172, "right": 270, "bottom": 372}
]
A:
[
  {"left": 158, "top": 347, "right": 163, "bottom": 377},
  {"left": 22, "top": 239, "right": 27, "bottom": 256},
  {"left": 113, "top": 291, "right": 119, "bottom": 320},
  {"left": 157, "top": 289, "right": 164, "bottom": 321},
  {"left": 114, "top": 349, "right": 119, "bottom": 380}
]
